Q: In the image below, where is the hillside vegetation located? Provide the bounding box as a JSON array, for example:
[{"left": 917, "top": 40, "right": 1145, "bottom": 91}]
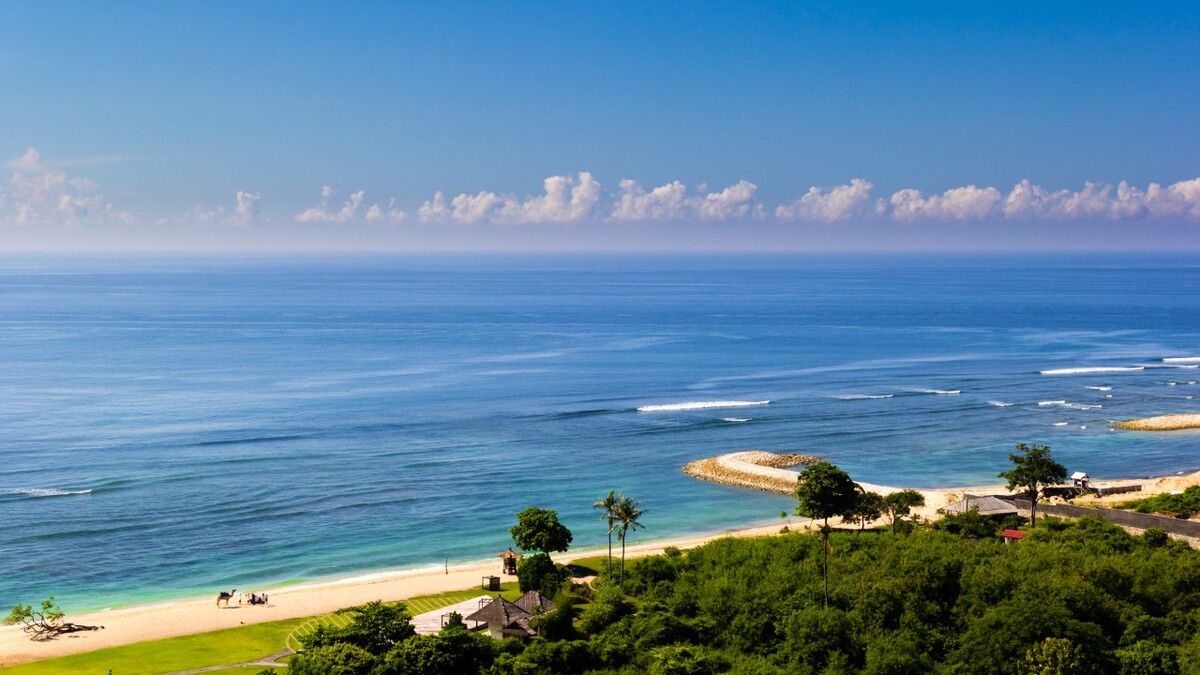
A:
[{"left": 284, "top": 517, "right": 1200, "bottom": 674}]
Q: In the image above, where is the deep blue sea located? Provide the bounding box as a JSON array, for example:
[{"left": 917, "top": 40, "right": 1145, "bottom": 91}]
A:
[{"left": 2, "top": 253, "right": 1199, "bottom": 612}]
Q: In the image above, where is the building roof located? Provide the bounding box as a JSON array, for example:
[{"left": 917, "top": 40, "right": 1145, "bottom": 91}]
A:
[
  {"left": 1001, "top": 529, "right": 1027, "bottom": 540},
  {"left": 464, "top": 597, "right": 530, "bottom": 626},
  {"left": 497, "top": 547, "right": 522, "bottom": 560},
  {"left": 1071, "top": 471, "right": 1089, "bottom": 480},
  {"left": 514, "top": 590, "right": 555, "bottom": 615},
  {"left": 500, "top": 617, "right": 538, "bottom": 638},
  {"left": 940, "top": 494, "right": 1019, "bottom": 516}
]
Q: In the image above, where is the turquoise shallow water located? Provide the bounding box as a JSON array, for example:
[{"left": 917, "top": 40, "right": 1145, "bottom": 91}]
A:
[{"left": 2, "top": 253, "right": 1199, "bottom": 611}]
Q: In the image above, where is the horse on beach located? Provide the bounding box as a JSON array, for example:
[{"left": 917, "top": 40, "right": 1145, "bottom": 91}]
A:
[{"left": 216, "top": 589, "right": 237, "bottom": 607}]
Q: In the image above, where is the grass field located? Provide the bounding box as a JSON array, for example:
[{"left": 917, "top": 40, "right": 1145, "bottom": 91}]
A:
[{"left": 0, "top": 618, "right": 304, "bottom": 675}]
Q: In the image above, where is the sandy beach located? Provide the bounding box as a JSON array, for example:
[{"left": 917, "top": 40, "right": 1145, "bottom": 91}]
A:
[{"left": 6, "top": 456, "right": 1199, "bottom": 668}]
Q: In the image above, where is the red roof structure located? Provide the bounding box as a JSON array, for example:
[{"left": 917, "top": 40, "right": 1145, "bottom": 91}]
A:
[{"left": 1001, "top": 529, "right": 1026, "bottom": 542}]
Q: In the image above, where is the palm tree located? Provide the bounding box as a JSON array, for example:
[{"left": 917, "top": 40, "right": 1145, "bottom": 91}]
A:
[
  {"left": 614, "top": 495, "right": 646, "bottom": 586},
  {"left": 593, "top": 490, "right": 620, "bottom": 575}
]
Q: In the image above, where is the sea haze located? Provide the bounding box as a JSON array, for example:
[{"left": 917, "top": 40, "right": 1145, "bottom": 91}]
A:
[{"left": 2, "top": 253, "right": 1199, "bottom": 611}]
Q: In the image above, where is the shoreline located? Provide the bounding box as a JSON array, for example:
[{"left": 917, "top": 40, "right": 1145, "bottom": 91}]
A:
[{"left": 6, "top": 463, "right": 1200, "bottom": 668}]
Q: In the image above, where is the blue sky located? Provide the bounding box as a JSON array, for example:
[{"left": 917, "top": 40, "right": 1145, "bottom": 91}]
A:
[{"left": 1, "top": 2, "right": 1197, "bottom": 250}]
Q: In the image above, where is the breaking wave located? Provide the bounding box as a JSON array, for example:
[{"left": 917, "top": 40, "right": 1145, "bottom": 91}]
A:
[
  {"left": 914, "top": 388, "right": 961, "bottom": 395},
  {"left": 0, "top": 488, "right": 93, "bottom": 498},
  {"left": 1087, "top": 386, "right": 1113, "bottom": 391},
  {"left": 988, "top": 401, "right": 1014, "bottom": 407},
  {"left": 834, "top": 394, "right": 894, "bottom": 400},
  {"left": 1163, "top": 357, "right": 1200, "bottom": 363},
  {"left": 637, "top": 400, "right": 770, "bottom": 413},
  {"left": 1041, "top": 367, "right": 1145, "bottom": 375},
  {"left": 1038, "top": 401, "right": 1101, "bottom": 410},
  {"left": 721, "top": 417, "right": 751, "bottom": 423}
]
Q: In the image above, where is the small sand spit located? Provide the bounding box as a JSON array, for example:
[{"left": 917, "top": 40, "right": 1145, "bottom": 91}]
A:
[
  {"left": 1112, "top": 414, "right": 1200, "bottom": 431},
  {"left": 683, "top": 450, "right": 821, "bottom": 493}
]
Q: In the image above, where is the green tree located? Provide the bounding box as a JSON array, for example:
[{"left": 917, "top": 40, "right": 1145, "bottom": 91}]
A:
[
  {"left": 882, "top": 489, "right": 926, "bottom": 535},
  {"left": 517, "top": 552, "right": 572, "bottom": 595},
  {"left": 1024, "top": 637, "right": 1087, "bottom": 675},
  {"left": 999, "top": 442, "right": 1068, "bottom": 527},
  {"left": 1116, "top": 641, "right": 1180, "bottom": 675},
  {"left": 510, "top": 506, "right": 574, "bottom": 560},
  {"left": 288, "top": 643, "right": 377, "bottom": 675},
  {"left": 299, "top": 601, "right": 415, "bottom": 655},
  {"left": 843, "top": 489, "right": 886, "bottom": 531},
  {"left": 795, "top": 461, "right": 860, "bottom": 607},
  {"left": 594, "top": 490, "right": 621, "bottom": 575},
  {"left": 615, "top": 494, "right": 646, "bottom": 585}
]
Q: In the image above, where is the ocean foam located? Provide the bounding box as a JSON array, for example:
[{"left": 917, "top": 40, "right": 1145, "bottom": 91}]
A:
[
  {"left": 1087, "top": 386, "right": 1113, "bottom": 391},
  {"left": 988, "top": 401, "right": 1014, "bottom": 407},
  {"left": 834, "top": 394, "right": 894, "bottom": 400},
  {"left": 1040, "top": 367, "right": 1145, "bottom": 375},
  {"left": 0, "top": 488, "right": 93, "bottom": 498},
  {"left": 1040, "top": 400, "right": 1102, "bottom": 410},
  {"left": 637, "top": 400, "right": 770, "bottom": 413},
  {"left": 1163, "top": 357, "right": 1200, "bottom": 363},
  {"left": 722, "top": 417, "right": 751, "bottom": 423},
  {"left": 915, "top": 388, "right": 961, "bottom": 395}
]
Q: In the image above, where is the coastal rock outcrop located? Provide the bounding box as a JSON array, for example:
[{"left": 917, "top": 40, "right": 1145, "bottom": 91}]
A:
[
  {"left": 683, "top": 450, "right": 821, "bottom": 494},
  {"left": 1112, "top": 414, "right": 1200, "bottom": 431}
]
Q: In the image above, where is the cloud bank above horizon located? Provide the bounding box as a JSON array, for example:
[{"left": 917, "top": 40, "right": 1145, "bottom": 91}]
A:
[{"left": 3, "top": 148, "right": 1199, "bottom": 234}]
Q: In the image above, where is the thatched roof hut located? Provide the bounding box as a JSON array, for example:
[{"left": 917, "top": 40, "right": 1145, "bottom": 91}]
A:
[
  {"left": 465, "top": 597, "right": 536, "bottom": 640},
  {"left": 514, "top": 590, "right": 555, "bottom": 615}
]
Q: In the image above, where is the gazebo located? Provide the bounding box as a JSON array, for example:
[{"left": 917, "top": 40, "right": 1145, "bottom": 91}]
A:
[
  {"left": 464, "top": 597, "right": 533, "bottom": 640},
  {"left": 497, "top": 547, "right": 522, "bottom": 575},
  {"left": 463, "top": 591, "right": 557, "bottom": 640}
]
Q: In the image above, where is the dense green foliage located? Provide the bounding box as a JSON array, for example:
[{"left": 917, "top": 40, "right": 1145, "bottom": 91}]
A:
[
  {"left": 510, "top": 506, "right": 574, "bottom": 557},
  {"left": 299, "top": 601, "right": 416, "bottom": 654},
  {"left": 1118, "top": 485, "right": 1200, "bottom": 519},
  {"left": 999, "top": 442, "right": 1068, "bottom": 527},
  {"left": 517, "top": 552, "right": 573, "bottom": 595},
  {"left": 280, "top": 517, "right": 1200, "bottom": 675}
]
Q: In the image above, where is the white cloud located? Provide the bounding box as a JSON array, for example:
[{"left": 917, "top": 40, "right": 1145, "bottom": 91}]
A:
[
  {"left": 610, "top": 179, "right": 689, "bottom": 221},
  {"left": 610, "top": 178, "right": 762, "bottom": 222},
  {"left": 1003, "top": 178, "right": 1200, "bottom": 220},
  {"left": 890, "top": 185, "right": 1003, "bottom": 221},
  {"left": 295, "top": 186, "right": 403, "bottom": 223},
  {"left": 776, "top": 179, "right": 875, "bottom": 222},
  {"left": 365, "top": 198, "right": 406, "bottom": 224},
  {"left": 418, "top": 172, "right": 603, "bottom": 224},
  {"left": 1, "top": 147, "right": 133, "bottom": 226},
  {"left": 188, "top": 191, "right": 261, "bottom": 226}
]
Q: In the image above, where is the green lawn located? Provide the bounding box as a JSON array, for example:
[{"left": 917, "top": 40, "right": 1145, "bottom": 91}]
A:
[{"left": 0, "top": 618, "right": 304, "bottom": 675}]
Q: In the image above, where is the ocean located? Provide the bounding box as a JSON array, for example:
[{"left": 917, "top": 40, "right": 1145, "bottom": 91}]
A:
[{"left": 2, "top": 252, "right": 1198, "bottom": 612}]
